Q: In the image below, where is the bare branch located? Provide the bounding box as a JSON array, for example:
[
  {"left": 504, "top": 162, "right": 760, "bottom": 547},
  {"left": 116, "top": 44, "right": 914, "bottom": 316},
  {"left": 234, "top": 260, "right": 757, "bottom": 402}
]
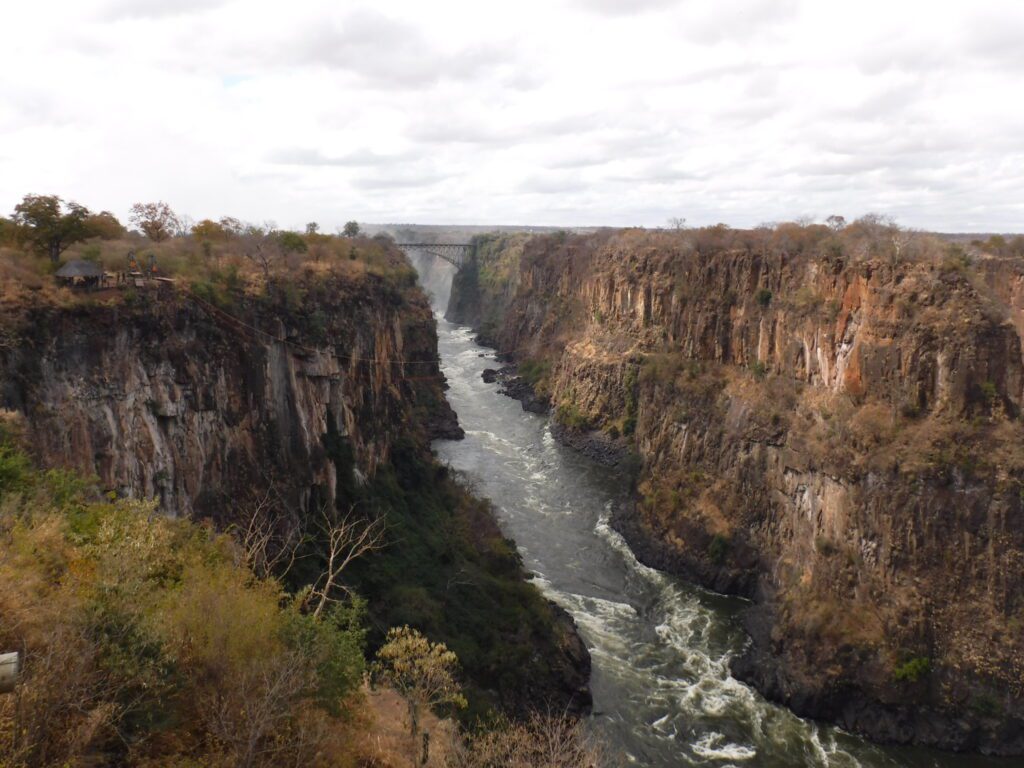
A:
[{"left": 308, "top": 505, "right": 386, "bottom": 619}]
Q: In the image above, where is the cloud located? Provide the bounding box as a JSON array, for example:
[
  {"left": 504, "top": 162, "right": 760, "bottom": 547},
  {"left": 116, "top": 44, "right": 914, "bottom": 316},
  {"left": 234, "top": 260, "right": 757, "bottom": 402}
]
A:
[
  {"left": 518, "top": 173, "right": 585, "bottom": 194},
  {"left": 290, "top": 9, "right": 509, "bottom": 86},
  {"left": 574, "top": 0, "right": 680, "bottom": 15},
  {"left": 267, "top": 147, "right": 415, "bottom": 167},
  {"left": 2, "top": 0, "right": 1022, "bottom": 232},
  {"left": 100, "top": 0, "right": 226, "bottom": 20},
  {"left": 354, "top": 168, "right": 448, "bottom": 190},
  {"left": 678, "top": 0, "right": 800, "bottom": 44},
  {"left": 407, "top": 112, "right": 599, "bottom": 147}
]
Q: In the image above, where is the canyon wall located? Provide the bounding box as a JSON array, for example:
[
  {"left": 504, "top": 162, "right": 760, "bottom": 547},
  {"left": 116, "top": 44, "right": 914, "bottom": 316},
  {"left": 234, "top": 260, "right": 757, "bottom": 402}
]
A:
[
  {"left": 0, "top": 273, "right": 456, "bottom": 520},
  {"left": 449, "top": 228, "right": 1024, "bottom": 754},
  {"left": 0, "top": 265, "right": 589, "bottom": 716}
]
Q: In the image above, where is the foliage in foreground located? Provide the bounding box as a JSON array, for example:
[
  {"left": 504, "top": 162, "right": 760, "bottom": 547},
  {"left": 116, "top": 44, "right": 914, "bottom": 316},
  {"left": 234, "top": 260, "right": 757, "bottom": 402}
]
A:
[
  {"left": 0, "top": 431, "right": 365, "bottom": 768},
  {"left": 373, "top": 626, "right": 467, "bottom": 765}
]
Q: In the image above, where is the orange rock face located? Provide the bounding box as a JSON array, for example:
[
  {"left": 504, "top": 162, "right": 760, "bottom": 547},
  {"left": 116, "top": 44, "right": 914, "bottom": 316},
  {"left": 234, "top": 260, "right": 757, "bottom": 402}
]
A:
[{"left": 449, "top": 229, "right": 1024, "bottom": 754}]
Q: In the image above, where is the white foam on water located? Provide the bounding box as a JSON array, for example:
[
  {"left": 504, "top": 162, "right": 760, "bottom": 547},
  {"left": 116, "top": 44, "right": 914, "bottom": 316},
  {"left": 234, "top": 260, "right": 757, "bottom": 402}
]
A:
[{"left": 691, "top": 732, "right": 757, "bottom": 762}]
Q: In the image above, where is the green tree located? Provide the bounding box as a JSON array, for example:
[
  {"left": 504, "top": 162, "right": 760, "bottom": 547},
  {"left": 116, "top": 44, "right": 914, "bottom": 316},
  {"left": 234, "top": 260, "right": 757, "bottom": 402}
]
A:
[
  {"left": 191, "top": 218, "right": 228, "bottom": 241},
  {"left": 342, "top": 220, "right": 361, "bottom": 238},
  {"left": 277, "top": 230, "right": 308, "bottom": 255},
  {"left": 83, "top": 210, "right": 125, "bottom": 240},
  {"left": 0, "top": 217, "right": 15, "bottom": 247},
  {"left": 373, "top": 626, "right": 466, "bottom": 765},
  {"left": 986, "top": 235, "right": 1008, "bottom": 255},
  {"left": 11, "top": 194, "right": 92, "bottom": 263}
]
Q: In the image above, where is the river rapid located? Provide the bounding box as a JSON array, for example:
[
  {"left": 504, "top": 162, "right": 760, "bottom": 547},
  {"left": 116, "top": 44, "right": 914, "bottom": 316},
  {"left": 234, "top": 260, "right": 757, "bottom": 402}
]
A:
[{"left": 414, "top": 257, "right": 1014, "bottom": 768}]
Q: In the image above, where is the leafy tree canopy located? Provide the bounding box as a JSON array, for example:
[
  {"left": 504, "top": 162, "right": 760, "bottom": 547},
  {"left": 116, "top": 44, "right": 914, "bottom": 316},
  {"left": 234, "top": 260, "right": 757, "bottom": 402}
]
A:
[{"left": 11, "top": 194, "right": 92, "bottom": 263}]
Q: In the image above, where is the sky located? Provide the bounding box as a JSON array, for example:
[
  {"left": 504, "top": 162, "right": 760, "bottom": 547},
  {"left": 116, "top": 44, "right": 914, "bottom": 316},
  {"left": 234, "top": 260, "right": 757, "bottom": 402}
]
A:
[{"left": 1, "top": 0, "right": 1022, "bottom": 232}]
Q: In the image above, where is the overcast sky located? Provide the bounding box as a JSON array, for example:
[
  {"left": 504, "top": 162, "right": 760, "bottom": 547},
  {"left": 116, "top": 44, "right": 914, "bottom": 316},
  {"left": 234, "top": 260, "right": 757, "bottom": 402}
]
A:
[{"left": 2, "top": 0, "right": 1022, "bottom": 232}]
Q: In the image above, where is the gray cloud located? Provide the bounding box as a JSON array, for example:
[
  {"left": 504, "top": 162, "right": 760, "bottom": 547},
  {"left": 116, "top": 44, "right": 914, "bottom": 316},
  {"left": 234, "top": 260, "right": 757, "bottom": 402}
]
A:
[
  {"left": 354, "top": 167, "right": 448, "bottom": 190},
  {"left": 292, "top": 9, "right": 509, "bottom": 86},
  {"left": 964, "top": 13, "right": 1024, "bottom": 69}
]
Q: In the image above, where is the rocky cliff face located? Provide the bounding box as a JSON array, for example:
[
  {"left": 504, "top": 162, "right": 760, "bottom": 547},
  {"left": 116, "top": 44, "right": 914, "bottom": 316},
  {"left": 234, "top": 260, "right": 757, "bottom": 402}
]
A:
[
  {"left": 448, "top": 229, "right": 1024, "bottom": 754},
  {"left": 0, "top": 273, "right": 458, "bottom": 520},
  {"left": 0, "top": 265, "right": 590, "bottom": 716}
]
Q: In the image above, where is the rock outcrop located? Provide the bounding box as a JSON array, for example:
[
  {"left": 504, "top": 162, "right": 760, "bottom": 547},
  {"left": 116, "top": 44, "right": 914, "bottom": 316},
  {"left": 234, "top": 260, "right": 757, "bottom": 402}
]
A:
[
  {"left": 448, "top": 228, "right": 1024, "bottom": 754},
  {"left": 0, "top": 273, "right": 458, "bottom": 520}
]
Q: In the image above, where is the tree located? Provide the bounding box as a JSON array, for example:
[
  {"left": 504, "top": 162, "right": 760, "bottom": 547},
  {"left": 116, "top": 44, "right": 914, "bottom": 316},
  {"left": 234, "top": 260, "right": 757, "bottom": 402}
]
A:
[
  {"left": 277, "top": 230, "right": 308, "bottom": 256},
  {"left": 129, "top": 201, "right": 181, "bottom": 242},
  {"left": 11, "top": 194, "right": 92, "bottom": 264},
  {"left": 191, "top": 219, "right": 228, "bottom": 241},
  {"left": 83, "top": 210, "right": 125, "bottom": 240},
  {"left": 986, "top": 235, "right": 1008, "bottom": 255},
  {"left": 341, "top": 221, "right": 360, "bottom": 238},
  {"left": 826, "top": 214, "right": 847, "bottom": 231},
  {"left": 305, "top": 222, "right": 320, "bottom": 235},
  {"left": 218, "top": 216, "right": 246, "bottom": 236},
  {"left": 667, "top": 216, "right": 687, "bottom": 230},
  {"left": 0, "top": 217, "right": 15, "bottom": 247},
  {"left": 306, "top": 506, "right": 385, "bottom": 619},
  {"left": 450, "top": 712, "right": 610, "bottom": 768},
  {"left": 372, "top": 626, "right": 467, "bottom": 765}
]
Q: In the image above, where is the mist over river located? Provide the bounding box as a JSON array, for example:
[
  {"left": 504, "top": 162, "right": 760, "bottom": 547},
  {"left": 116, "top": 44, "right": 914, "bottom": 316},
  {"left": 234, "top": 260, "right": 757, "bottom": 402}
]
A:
[{"left": 414, "top": 255, "right": 1013, "bottom": 768}]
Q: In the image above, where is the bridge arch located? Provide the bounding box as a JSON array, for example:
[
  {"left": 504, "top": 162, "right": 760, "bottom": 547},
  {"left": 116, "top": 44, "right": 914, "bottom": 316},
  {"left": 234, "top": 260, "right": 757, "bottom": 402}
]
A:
[{"left": 395, "top": 243, "right": 473, "bottom": 270}]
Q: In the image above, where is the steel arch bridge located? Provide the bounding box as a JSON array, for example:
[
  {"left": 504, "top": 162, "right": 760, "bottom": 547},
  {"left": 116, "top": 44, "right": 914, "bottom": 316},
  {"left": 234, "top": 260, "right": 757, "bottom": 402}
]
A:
[{"left": 395, "top": 243, "right": 473, "bottom": 270}]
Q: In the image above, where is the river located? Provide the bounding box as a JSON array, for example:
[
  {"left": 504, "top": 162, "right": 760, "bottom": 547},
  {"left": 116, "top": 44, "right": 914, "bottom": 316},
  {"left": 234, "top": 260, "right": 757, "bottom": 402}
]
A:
[{"left": 414, "top": 257, "right": 1014, "bottom": 768}]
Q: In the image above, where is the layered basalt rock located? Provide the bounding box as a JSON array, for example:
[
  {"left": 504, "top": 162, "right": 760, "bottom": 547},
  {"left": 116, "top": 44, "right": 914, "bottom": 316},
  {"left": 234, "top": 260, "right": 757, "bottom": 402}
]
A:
[
  {"left": 448, "top": 229, "right": 1024, "bottom": 754},
  {"left": 0, "top": 273, "right": 458, "bottom": 519}
]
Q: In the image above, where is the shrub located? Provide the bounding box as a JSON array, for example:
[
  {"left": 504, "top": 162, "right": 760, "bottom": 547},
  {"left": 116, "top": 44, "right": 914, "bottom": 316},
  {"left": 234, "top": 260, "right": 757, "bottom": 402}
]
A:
[
  {"left": 893, "top": 656, "right": 931, "bottom": 683},
  {"left": 556, "top": 402, "right": 591, "bottom": 430},
  {"left": 708, "top": 534, "right": 729, "bottom": 564},
  {"left": 0, "top": 436, "right": 367, "bottom": 767},
  {"left": 980, "top": 380, "right": 998, "bottom": 405},
  {"left": 755, "top": 288, "right": 773, "bottom": 308},
  {"left": 640, "top": 353, "right": 684, "bottom": 387},
  {"left": 518, "top": 359, "right": 551, "bottom": 388},
  {"left": 750, "top": 360, "right": 767, "bottom": 381}
]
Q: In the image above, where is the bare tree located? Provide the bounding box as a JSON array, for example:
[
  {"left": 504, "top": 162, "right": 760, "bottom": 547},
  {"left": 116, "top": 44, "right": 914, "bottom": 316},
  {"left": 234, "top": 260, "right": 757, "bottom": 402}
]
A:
[
  {"left": 233, "top": 488, "right": 309, "bottom": 580},
  {"left": 307, "top": 506, "right": 386, "bottom": 619},
  {"left": 667, "top": 217, "right": 687, "bottom": 230},
  {"left": 197, "top": 648, "right": 314, "bottom": 768},
  {"left": 448, "top": 711, "right": 613, "bottom": 768}
]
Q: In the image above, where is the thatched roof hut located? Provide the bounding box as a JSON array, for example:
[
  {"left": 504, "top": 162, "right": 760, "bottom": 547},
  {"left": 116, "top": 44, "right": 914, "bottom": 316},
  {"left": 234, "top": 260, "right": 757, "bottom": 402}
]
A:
[{"left": 55, "top": 260, "right": 104, "bottom": 279}]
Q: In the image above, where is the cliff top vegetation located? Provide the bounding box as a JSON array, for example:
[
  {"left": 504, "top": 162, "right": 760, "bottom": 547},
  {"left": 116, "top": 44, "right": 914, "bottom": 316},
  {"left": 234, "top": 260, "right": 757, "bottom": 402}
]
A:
[{"left": 0, "top": 194, "right": 416, "bottom": 309}]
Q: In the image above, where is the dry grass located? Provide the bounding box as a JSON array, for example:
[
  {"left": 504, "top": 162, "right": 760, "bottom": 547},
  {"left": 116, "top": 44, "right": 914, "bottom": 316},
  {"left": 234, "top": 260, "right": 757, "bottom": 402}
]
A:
[
  {"left": 356, "top": 686, "right": 457, "bottom": 768},
  {"left": 0, "top": 231, "right": 417, "bottom": 317}
]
